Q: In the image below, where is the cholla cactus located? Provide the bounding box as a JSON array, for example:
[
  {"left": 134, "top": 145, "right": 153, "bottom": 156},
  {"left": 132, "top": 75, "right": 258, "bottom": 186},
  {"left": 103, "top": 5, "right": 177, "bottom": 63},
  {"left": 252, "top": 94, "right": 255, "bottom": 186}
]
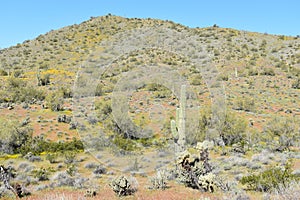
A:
[
  {"left": 176, "top": 145, "right": 215, "bottom": 193},
  {"left": 109, "top": 176, "right": 136, "bottom": 196},
  {"left": 198, "top": 173, "right": 216, "bottom": 193},
  {"left": 171, "top": 85, "right": 187, "bottom": 152}
]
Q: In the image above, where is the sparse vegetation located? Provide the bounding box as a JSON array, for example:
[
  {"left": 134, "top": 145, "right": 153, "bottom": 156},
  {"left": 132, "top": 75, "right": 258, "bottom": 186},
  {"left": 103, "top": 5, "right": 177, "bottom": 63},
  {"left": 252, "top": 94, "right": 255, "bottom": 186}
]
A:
[
  {"left": 240, "top": 160, "right": 298, "bottom": 192},
  {"left": 0, "top": 15, "right": 299, "bottom": 199}
]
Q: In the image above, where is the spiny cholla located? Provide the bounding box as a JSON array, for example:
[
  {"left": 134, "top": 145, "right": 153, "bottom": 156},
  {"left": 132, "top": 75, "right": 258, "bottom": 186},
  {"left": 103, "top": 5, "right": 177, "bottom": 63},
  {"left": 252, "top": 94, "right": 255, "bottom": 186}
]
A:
[
  {"left": 109, "top": 176, "right": 136, "bottom": 196},
  {"left": 176, "top": 141, "right": 216, "bottom": 192}
]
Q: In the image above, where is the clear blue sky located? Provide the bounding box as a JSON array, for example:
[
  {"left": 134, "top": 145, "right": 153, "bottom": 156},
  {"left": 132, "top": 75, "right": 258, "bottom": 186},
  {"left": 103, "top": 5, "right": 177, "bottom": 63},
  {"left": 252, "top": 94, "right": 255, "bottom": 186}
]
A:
[{"left": 0, "top": 0, "right": 299, "bottom": 48}]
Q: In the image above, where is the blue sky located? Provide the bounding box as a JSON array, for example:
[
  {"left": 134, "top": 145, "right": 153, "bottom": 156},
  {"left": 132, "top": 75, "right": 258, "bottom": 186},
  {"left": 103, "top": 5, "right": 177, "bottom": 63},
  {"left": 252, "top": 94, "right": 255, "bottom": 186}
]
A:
[{"left": 0, "top": 0, "right": 299, "bottom": 48}]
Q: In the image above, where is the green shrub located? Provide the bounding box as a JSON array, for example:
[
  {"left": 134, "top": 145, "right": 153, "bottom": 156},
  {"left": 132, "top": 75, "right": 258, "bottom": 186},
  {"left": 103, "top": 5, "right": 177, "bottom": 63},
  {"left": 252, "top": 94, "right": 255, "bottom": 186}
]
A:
[
  {"left": 240, "top": 161, "right": 298, "bottom": 192},
  {"left": 12, "top": 70, "right": 23, "bottom": 78},
  {"left": 37, "top": 73, "right": 50, "bottom": 86},
  {"left": 217, "top": 74, "right": 229, "bottom": 81},
  {"left": 262, "top": 68, "right": 275, "bottom": 76},
  {"left": 0, "top": 119, "right": 33, "bottom": 154},
  {"left": 59, "top": 86, "right": 73, "bottom": 98},
  {"left": 66, "top": 164, "right": 77, "bottom": 176},
  {"left": 4, "top": 77, "right": 45, "bottom": 103},
  {"left": 248, "top": 67, "right": 259, "bottom": 76},
  {"left": 113, "top": 135, "right": 138, "bottom": 152},
  {"left": 32, "top": 167, "right": 49, "bottom": 181},
  {"left": 264, "top": 116, "right": 300, "bottom": 151},
  {"left": 46, "top": 152, "right": 59, "bottom": 163},
  {"left": 219, "top": 112, "right": 247, "bottom": 145},
  {"left": 292, "top": 78, "right": 300, "bottom": 89},
  {"left": 234, "top": 97, "right": 255, "bottom": 112},
  {"left": 46, "top": 91, "right": 64, "bottom": 111},
  {"left": 0, "top": 69, "right": 8, "bottom": 76},
  {"left": 95, "top": 83, "right": 104, "bottom": 96},
  {"left": 64, "top": 151, "right": 77, "bottom": 164},
  {"left": 95, "top": 100, "right": 112, "bottom": 120},
  {"left": 20, "top": 136, "right": 84, "bottom": 155},
  {"left": 190, "top": 74, "right": 202, "bottom": 85}
]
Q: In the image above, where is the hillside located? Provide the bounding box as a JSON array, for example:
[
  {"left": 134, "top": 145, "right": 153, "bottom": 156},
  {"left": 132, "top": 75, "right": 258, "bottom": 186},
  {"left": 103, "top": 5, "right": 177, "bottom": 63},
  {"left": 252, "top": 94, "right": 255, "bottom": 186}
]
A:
[{"left": 0, "top": 15, "right": 299, "bottom": 199}]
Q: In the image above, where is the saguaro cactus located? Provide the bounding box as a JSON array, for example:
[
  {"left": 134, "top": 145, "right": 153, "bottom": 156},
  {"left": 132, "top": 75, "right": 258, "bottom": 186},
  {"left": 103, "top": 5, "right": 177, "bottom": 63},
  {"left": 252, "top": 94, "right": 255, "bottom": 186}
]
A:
[{"left": 171, "top": 85, "right": 186, "bottom": 151}]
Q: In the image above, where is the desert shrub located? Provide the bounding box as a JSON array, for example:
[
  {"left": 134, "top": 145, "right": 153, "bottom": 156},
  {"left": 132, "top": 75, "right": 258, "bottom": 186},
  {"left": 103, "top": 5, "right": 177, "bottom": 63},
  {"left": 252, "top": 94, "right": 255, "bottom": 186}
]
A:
[
  {"left": 46, "top": 153, "right": 59, "bottom": 164},
  {"left": 84, "top": 162, "right": 97, "bottom": 169},
  {"left": 217, "top": 74, "right": 229, "bottom": 81},
  {"left": 190, "top": 107, "right": 211, "bottom": 142},
  {"left": 264, "top": 116, "right": 300, "bottom": 151},
  {"left": 0, "top": 119, "right": 32, "bottom": 154},
  {"left": 0, "top": 69, "right": 8, "bottom": 76},
  {"left": 190, "top": 74, "right": 202, "bottom": 85},
  {"left": 24, "top": 152, "right": 42, "bottom": 162},
  {"left": 45, "top": 91, "right": 64, "bottom": 111},
  {"left": 95, "top": 83, "right": 104, "bottom": 96},
  {"left": 95, "top": 100, "right": 112, "bottom": 120},
  {"left": 240, "top": 160, "right": 298, "bottom": 192},
  {"left": 112, "top": 135, "right": 138, "bottom": 152},
  {"left": 52, "top": 171, "right": 88, "bottom": 189},
  {"left": 13, "top": 86, "right": 45, "bottom": 103},
  {"left": 52, "top": 172, "right": 74, "bottom": 187},
  {"left": 145, "top": 83, "right": 167, "bottom": 92},
  {"left": 148, "top": 170, "right": 168, "bottom": 190},
  {"left": 234, "top": 97, "right": 255, "bottom": 112},
  {"left": 59, "top": 86, "right": 73, "bottom": 98},
  {"left": 269, "top": 180, "right": 300, "bottom": 200},
  {"left": 20, "top": 136, "right": 84, "bottom": 155},
  {"left": 63, "top": 151, "right": 77, "bottom": 164},
  {"left": 262, "top": 68, "right": 275, "bottom": 76},
  {"left": 32, "top": 168, "right": 49, "bottom": 181},
  {"left": 218, "top": 112, "right": 248, "bottom": 145},
  {"left": 66, "top": 164, "right": 77, "bottom": 176},
  {"left": 4, "top": 77, "right": 45, "bottom": 103},
  {"left": 153, "top": 89, "right": 172, "bottom": 98},
  {"left": 93, "top": 165, "right": 106, "bottom": 175},
  {"left": 292, "top": 78, "right": 300, "bottom": 89},
  {"left": 37, "top": 73, "right": 50, "bottom": 86},
  {"left": 248, "top": 67, "right": 259, "bottom": 76},
  {"left": 12, "top": 70, "right": 23, "bottom": 78}
]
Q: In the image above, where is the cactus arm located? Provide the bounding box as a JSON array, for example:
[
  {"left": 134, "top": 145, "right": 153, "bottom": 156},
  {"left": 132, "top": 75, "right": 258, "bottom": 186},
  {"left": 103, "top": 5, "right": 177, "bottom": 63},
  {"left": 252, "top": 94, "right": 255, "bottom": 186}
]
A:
[{"left": 171, "top": 119, "right": 178, "bottom": 139}]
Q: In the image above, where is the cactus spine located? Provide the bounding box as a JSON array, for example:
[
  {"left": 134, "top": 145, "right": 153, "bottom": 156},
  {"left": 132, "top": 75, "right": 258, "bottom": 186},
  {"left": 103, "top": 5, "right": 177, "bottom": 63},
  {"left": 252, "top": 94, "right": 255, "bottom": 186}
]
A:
[{"left": 171, "top": 85, "right": 186, "bottom": 151}]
